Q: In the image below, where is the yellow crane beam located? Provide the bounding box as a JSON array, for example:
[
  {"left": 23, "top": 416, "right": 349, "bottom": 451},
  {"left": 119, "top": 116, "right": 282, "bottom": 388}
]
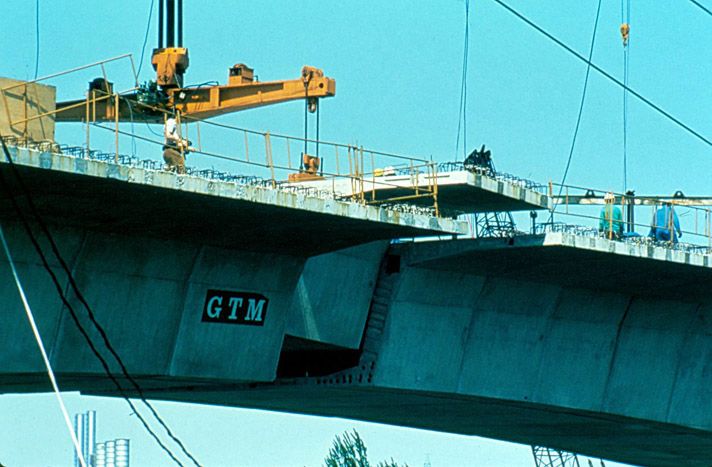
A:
[{"left": 54, "top": 63, "right": 335, "bottom": 124}]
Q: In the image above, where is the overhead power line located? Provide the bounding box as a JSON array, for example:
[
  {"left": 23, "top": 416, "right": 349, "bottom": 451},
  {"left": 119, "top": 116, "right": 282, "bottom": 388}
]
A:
[
  {"left": 554, "top": 0, "right": 602, "bottom": 218},
  {"left": 689, "top": 0, "right": 712, "bottom": 17},
  {"left": 137, "top": 0, "right": 156, "bottom": 79},
  {"left": 489, "top": 0, "right": 712, "bottom": 148}
]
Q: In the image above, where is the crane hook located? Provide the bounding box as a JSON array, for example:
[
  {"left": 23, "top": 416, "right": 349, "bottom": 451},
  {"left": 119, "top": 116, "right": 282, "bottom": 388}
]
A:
[{"left": 620, "top": 23, "right": 630, "bottom": 47}]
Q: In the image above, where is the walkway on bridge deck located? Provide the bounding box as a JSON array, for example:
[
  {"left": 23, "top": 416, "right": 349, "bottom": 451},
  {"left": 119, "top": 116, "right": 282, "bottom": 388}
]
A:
[
  {"left": 288, "top": 169, "right": 550, "bottom": 215},
  {"left": 0, "top": 146, "right": 467, "bottom": 255}
]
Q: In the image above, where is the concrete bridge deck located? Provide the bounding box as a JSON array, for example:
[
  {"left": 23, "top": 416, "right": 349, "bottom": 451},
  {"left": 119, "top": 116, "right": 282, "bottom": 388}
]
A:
[
  {"left": 408, "top": 233, "right": 712, "bottom": 301},
  {"left": 0, "top": 145, "right": 467, "bottom": 255},
  {"left": 1, "top": 144, "right": 711, "bottom": 466},
  {"left": 288, "top": 168, "right": 551, "bottom": 215}
]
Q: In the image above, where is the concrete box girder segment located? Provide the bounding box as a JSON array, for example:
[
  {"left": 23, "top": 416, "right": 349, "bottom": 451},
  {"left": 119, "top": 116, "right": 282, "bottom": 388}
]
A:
[
  {"left": 0, "top": 147, "right": 466, "bottom": 255},
  {"left": 124, "top": 233, "right": 712, "bottom": 467},
  {"left": 288, "top": 170, "right": 550, "bottom": 215},
  {"left": 402, "top": 233, "right": 712, "bottom": 301}
]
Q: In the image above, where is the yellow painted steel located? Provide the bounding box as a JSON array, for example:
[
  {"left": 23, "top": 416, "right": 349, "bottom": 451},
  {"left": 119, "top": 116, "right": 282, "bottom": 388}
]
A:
[
  {"left": 151, "top": 47, "right": 189, "bottom": 88},
  {"left": 55, "top": 64, "right": 335, "bottom": 123},
  {"left": 169, "top": 66, "right": 335, "bottom": 121}
]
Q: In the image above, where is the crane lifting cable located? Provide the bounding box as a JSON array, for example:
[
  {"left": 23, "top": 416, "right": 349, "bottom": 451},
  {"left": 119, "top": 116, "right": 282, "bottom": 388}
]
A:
[
  {"left": 621, "top": 0, "right": 631, "bottom": 191},
  {"left": 455, "top": 0, "right": 470, "bottom": 161}
]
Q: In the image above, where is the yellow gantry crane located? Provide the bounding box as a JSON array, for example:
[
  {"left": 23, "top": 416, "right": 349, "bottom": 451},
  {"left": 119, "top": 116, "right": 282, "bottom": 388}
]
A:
[{"left": 55, "top": 0, "right": 335, "bottom": 124}]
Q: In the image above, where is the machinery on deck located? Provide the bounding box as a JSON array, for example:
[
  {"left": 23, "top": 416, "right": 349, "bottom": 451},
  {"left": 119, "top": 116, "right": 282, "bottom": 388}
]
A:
[
  {"left": 54, "top": 0, "right": 335, "bottom": 124},
  {"left": 464, "top": 145, "right": 518, "bottom": 237}
]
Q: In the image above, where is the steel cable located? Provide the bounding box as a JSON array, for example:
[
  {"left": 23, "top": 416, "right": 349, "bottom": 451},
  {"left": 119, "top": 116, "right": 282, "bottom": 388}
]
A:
[{"left": 0, "top": 137, "right": 201, "bottom": 467}]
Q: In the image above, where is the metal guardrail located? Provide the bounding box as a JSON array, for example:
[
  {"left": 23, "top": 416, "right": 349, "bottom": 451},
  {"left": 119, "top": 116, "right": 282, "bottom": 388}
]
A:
[
  {"left": 437, "top": 161, "right": 548, "bottom": 193},
  {"left": 532, "top": 221, "right": 712, "bottom": 254},
  {"left": 0, "top": 140, "right": 443, "bottom": 217},
  {"left": 1, "top": 56, "right": 447, "bottom": 216}
]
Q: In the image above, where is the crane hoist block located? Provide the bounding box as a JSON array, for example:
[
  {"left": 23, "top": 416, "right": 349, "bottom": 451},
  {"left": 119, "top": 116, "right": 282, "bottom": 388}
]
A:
[{"left": 151, "top": 47, "right": 190, "bottom": 88}]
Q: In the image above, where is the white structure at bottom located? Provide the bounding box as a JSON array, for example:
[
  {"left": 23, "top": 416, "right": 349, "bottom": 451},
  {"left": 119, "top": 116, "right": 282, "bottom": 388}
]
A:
[{"left": 94, "top": 439, "right": 130, "bottom": 467}]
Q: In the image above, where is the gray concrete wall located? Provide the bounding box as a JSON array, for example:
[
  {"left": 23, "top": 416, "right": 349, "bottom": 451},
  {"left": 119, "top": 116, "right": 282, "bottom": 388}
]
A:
[
  {"left": 0, "top": 220, "right": 305, "bottom": 383},
  {"left": 286, "top": 241, "right": 388, "bottom": 349},
  {"left": 373, "top": 262, "right": 712, "bottom": 432}
]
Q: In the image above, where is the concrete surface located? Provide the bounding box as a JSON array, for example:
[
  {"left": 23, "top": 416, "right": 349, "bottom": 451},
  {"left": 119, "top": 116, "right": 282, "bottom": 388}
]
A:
[
  {"left": 406, "top": 233, "right": 712, "bottom": 301},
  {"left": 286, "top": 241, "right": 388, "bottom": 349},
  {"left": 288, "top": 169, "right": 550, "bottom": 215},
  {"left": 1, "top": 153, "right": 711, "bottom": 467},
  {"left": 0, "top": 146, "right": 466, "bottom": 255},
  {"left": 0, "top": 221, "right": 304, "bottom": 389},
  {"left": 138, "top": 234, "right": 712, "bottom": 466}
]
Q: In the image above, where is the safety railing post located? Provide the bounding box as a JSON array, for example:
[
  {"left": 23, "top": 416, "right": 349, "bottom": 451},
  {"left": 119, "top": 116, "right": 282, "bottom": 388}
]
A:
[
  {"left": 565, "top": 186, "right": 569, "bottom": 214},
  {"left": 22, "top": 84, "right": 28, "bottom": 138},
  {"left": 265, "top": 131, "right": 275, "bottom": 187},
  {"left": 286, "top": 137, "right": 292, "bottom": 169},
  {"left": 128, "top": 55, "right": 139, "bottom": 87},
  {"left": 85, "top": 91, "right": 90, "bottom": 157},
  {"left": 360, "top": 146, "right": 366, "bottom": 203},
  {"left": 695, "top": 208, "right": 699, "bottom": 236},
  {"left": 432, "top": 162, "right": 439, "bottom": 217},
  {"left": 608, "top": 198, "right": 613, "bottom": 240},
  {"left": 370, "top": 151, "right": 375, "bottom": 202},
  {"left": 114, "top": 93, "right": 120, "bottom": 163},
  {"left": 413, "top": 160, "right": 419, "bottom": 196},
  {"left": 705, "top": 209, "right": 712, "bottom": 252},
  {"left": 196, "top": 121, "right": 202, "bottom": 152},
  {"left": 244, "top": 130, "right": 249, "bottom": 162},
  {"left": 347, "top": 145, "right": 355, "bottom": 198},
  {"left": 176, "top": 110, "right": 184, "bottom": 163},
  {"left": 334, "top": 145, "right": 340, "bottom": 176}
]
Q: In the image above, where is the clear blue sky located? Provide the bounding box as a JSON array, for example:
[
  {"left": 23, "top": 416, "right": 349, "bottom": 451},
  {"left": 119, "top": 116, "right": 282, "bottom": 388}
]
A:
[{"left": 2, "top": 0, "right": 710, "bottom": 465}]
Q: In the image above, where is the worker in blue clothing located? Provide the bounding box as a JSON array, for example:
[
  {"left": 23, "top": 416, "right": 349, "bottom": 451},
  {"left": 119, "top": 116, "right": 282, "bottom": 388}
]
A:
[
  {"left": 599, "top": 192, "right": 624, "bottom": 239},
  {"left": 649, "top": 201, "right": 682, "bottom": 243}
]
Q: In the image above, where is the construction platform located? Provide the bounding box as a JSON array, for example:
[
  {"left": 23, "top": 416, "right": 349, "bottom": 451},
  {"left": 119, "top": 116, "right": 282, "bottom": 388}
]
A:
[
  {"left": 287, "top": 168, "right": 550, "bottom": 215},
  {"left": 0, "top": 145, "right": 467, "bottom": 255}
]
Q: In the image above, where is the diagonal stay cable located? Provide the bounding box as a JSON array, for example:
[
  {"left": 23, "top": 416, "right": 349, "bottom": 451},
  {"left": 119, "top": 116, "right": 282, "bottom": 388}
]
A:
[
  {"left": 455, "top": 0, "right": 471, "bottom": 161},
  {"left": 0, "top": 138, "right": 200, "bottom": 467},
  {"left": 136, "top": 0, "right": 156, "bottom": 80},
  {"left": 0, "top": 222, "right": 87, "bottom": 467},
  {"left": 489, "top": 0, "right": 712, "bottom": 148},
  {"left": 0, "top": 150, "right": 185, "bottom": 467},
  {"left": 549, "top": 0, "right": 602, "bottom": 221},
  {"left": 689, "top": 0, "right": 712, "bottom": 17}
]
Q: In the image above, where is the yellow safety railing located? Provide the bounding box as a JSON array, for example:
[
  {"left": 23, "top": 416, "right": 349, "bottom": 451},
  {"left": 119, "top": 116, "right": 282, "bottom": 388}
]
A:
[{"left": 1, "top": 55, "right": 442, "bottom": 216}]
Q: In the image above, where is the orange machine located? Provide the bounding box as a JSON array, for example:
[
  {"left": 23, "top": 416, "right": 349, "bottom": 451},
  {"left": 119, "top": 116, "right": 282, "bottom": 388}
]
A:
[{"left": 55, "top": 0, "right": 335, "bottom": 124}]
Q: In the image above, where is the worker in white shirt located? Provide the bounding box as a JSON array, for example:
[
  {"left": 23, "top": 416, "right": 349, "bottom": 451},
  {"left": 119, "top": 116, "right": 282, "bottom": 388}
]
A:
[{"left": 163, "top": 116, "right": 193, "bottom": 173}]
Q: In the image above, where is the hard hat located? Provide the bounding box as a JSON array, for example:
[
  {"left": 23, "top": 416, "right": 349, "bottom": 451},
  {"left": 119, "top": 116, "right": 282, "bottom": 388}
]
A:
[{"left": 604, "top": 192, "right": 614, "bottom": 201}]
